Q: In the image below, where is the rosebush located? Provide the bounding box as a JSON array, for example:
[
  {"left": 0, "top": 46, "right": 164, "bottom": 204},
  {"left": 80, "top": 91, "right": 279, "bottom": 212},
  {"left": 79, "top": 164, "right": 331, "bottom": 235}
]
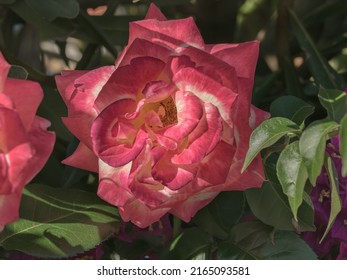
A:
[
  {"left": 56, "top": 4, "right": 268, "bottom": 228},
  {"left": 0, "top": 53, "right": 55, "bottom": 231}
]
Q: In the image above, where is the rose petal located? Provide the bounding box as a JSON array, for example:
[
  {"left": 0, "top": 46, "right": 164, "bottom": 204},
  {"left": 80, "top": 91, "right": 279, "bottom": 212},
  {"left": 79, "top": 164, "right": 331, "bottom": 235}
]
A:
[
  {"left": 170, "top": 191, "right": 218, "bottom": 222},
  {"left": 145, "top": 3, "right": 167, "bottom": 21},
  {"left": 62, "top": 142, "right": 98, "bottom": 173},
  {"left": 0, "top": 107, "right": 28, "bottom": 152},
  {"left": 25, "top": 116, "right": 55, "bottom": 183},
  {"left": 172, "top": 102, "right": 222, "bottom": 164},
  {"left": 179, "top": 46, "right": 238, "bottom": 92},
  {"left": 119, "top": 199, "right": 170, "bottom": 228},
  {"left": 129, "top": 17, "right": 205, "bottom": 51},
  {"left": 0, "top": 190, "right": 21, "bottom": 228},
  {"left": 0, "top": 52, "right": 11, "bottom": 91},
  {"left": 173, "top": 67, "right": 237, "bottom": 125},
  {"left": 91, "top": 99, "right": 148, "bottom": 167},
  {"left": 207, "top": 41, "right": 260, "bottom": 79},
  {"left": 95, "top": 56, "right": 166, "bottom": 112},
  {"left": 98, "top": 160, "right": 133, "bottom": 207},
  {"left": 4, "top": 78, "right": 43, "bottom": 130},
  {"left": 159, "top": 91, "right": 203, "bottom": 142}
]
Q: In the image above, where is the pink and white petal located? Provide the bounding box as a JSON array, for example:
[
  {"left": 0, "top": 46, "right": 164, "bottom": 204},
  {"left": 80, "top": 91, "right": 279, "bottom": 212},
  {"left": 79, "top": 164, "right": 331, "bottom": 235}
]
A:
[
  {"left": 4, "top": 78, "right": 43, "bottom": 130},
  {"left": 196, "top": 141, "right": 235, "bottom": 187},
  {"left": 217, "top": 153, "right": 265, "bottom": 192},
  {"left": 0, "top": 52, "right": 11, "bottom": 91},
  {"left": 179, "top": 46, "right": 238, "bottom": 92},
  {"left": 152, "top": 156, "right": 198, "bottom": 190},
  {"left": 145, "top": 3, "right": 167, "bottom": 21},
  {"left": 62, "top": 142, "right": 98, "bottom": 172},
  {"left": 117, "top": 38, "right": 171, "bottom": 67},
  {"left": 130, "top": 180, "right": 172, "bottom": 209},
  {"left": 92, "top": 99, "right": 137, "bottom": 139},
  {"left": 95, "top": 56, "right": 166, "bottom": 112},
  {"left": 25, "top": 116, "right": 55, "bottom": 183},
  {"left": 170, "top": 191, "right": 219, "bottom": 222},
  {"left": 173, "top": 68, "right": 237, "bottom": 125},
  {"left": 172, "top": 103, "right": 222, "bottom": 164},
  {"left": 2, "top": 143, "right": 32, "bottom": 194},
  {"left": 0, "top": 107, "right": 28, "bottom": 152},
  {"left": 97, "top": 160, "right": 133, "bottom": 207},
  {"left": 119, "top": 199, "right": 170, "bottom": 228},
  {"left": 143, "top": 80, "right": 176, "bottom": 103},
  {"left": 128, "top": 17, "right": 205, "bottom": 51},
  {"left": 55, "top": 70, "right": 88, "bottom": 105},
  {"left": 207, "top": 41, "right": 260, "bottom": 79},
  {"left": 92, "top": 101, "right": 148, "bottom": 167},
  {"left": 67, "top": 66, "right": 115, "bottom": 116},
  {"left": 62, "top": 115, "right": 94, "bottom": 149},
  {"left": 160, "top": 91, "right": 203, "bottom": 142},
  {"left": 249, "top": 104, "right": 270, "bottom": 130},
  {"left": 163, "top": 55, "right": 196, "bottom": 81},
  {"left": 0, "top": 190, "right": 21, "bottom": 228},
  {"left": 0, "top": 93, "right": 14, "bottom": 109}
]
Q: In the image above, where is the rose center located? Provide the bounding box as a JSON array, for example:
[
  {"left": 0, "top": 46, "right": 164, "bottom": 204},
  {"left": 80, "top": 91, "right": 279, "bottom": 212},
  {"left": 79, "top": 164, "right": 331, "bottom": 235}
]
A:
[{"left": 156, "top": 96, "right": 177, "bottom": 127}]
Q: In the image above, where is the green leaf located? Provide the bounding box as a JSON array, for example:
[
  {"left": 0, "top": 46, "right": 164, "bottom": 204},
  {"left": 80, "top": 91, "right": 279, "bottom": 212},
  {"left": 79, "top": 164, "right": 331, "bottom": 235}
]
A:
[
  {"left": 341, "top": 115, "right": 347, "bottom": 177},
  {"left": 320, "top": 156, "right": 342, "bottom": 242},
  {"left": 0, "top": 184, "right": 119, "bottom": 258},
  {"left": 25, "top": 0, "right": 79, "bottom": 21},
  {"left": 318, "top": 88, "right": 347, "bottom": 122},
  {"left": 299, "top": 120, "right": 340, "bottom": 185},
  {"left": 217, "top": 221, "right": 316, "bottom": 260},
  {"left": 10, "top": 1, "right": 73, "bottom": 39},
  {"left": 168, "top": 227, "right": 212, "bottom": 259},
  {"left": 242, "top": 117, "right": 301, "bottom": 172},
  {"left": 7, "top": 65, "right": 28, "bottom": 80},
  {"left": 246, "top": 157, "right": 315, "bottom": 231},
  {"left": 193, "top": 192, "right": 245, "bottom": 240},
  {"left": 277, "top": 141, "right": 308, "bottom": 221},
  {"left": 303, "top": 0, "right": 347, "bottom": 26},
  {"left": 289, "top": 9, "right": 338, "bottom": 88},
  {"left": 270, "top": 96, "right": 315, "bottom": 126}
]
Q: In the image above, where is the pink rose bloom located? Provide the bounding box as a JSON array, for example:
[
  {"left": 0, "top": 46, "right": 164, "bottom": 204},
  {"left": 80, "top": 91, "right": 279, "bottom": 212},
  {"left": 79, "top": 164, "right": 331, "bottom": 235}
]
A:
[
  {"left": 0, "top": 53, "right": 55, "bottom": 231},
  {"left": 56, "top": 4, "right": 268, "bottom": 228}
]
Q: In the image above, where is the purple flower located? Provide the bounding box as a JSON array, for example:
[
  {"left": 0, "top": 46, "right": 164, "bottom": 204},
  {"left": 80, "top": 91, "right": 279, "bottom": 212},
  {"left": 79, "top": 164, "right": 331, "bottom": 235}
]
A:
[{"left": 302, "top": 136, "right": 347, "bottom": 259}]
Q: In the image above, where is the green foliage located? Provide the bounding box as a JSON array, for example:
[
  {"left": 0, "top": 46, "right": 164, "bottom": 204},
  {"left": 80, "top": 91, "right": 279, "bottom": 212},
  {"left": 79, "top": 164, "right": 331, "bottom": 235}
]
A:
[
  {"left": 341, "top": 115, "right": 347, "bottom": 177},
  {"left": 193, "top": 192, "right": 245, "bottom": 240},
  {"left": 242, "top": 117, "right": 301, "bottom": 172},
  {"left": 318, "top": 88, "right": 347, "bottom": 122},
  {"left": 320, "top": 156, "right": 342, "bottom": 242},
  {"left": 24, "top": 0, "right": 80, "bottom": 21},
  {"left": 277, "top": 141, "right": 308, "bottom": 221},
  {"left": 0, "top": 184, "right": 119, "bottom": 258},
  {"left": 270, "top": 96, "right": 315, "bottom": 126},
  {"left": 299, "top": 120, "right": 339, "bottom": 185},
  {"left": 246, "top": 162, "right": 315, "bottom": 232},
  {"left": 168, "top": 227, "right": 212, "bottom": 259},
  {"left": 289, "top": 8, "right": 340, "bottom": 88},
  {"left": 217, "top": 221, "right": 317, "bottom": 260}
]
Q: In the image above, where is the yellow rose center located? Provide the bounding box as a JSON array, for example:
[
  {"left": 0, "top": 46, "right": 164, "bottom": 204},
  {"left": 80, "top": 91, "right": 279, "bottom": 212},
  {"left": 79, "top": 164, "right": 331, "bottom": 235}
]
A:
[{"left": 157, "top": 96, "right": 177, "bottom": 127}]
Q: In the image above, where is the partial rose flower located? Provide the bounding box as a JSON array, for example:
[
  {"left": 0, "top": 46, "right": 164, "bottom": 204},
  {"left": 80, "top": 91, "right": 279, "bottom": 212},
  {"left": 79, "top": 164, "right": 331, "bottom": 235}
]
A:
[
  {"left": 56, "top": 4, "right": 268, "bottom": 228},
  {"left": 0, "top": 53, "right": 55, "bottom": 231}
]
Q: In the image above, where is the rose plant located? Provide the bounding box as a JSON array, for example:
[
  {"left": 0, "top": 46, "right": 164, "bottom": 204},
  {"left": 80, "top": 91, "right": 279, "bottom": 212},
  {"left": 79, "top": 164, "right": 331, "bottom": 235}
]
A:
[
  {"left": 0, "top": 53, "right": 55, "bottom": 231},
  {"left": 56, "top": 4, "right": 268, "bottom": 228}
]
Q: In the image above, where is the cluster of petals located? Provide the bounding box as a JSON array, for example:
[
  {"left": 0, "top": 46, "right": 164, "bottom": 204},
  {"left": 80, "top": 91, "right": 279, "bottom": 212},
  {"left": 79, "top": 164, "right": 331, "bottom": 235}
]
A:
[
  {"left": 0, "top": 53, "right": 55, "bottom": 231},
  {"left": 56, "top": 4, "right": 268, "bottom": 228},
  {"left": 302, "top": 137, "right": 347, "bottom": 259}
]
